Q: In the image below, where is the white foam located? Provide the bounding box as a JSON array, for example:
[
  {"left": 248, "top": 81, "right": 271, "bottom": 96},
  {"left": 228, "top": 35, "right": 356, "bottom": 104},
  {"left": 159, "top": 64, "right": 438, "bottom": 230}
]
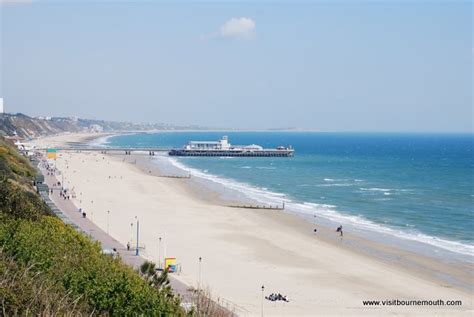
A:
[
  {"left": 324, "top": 178, "right": 348, "bottom": 182},
  {"left": 89, "top": 135, "right": 114, "bottom": 147},
  {"left": 168, "top": 157, "right": 291, "bottom": 204},
  {"left": 317, "top": 183, "right": 353, "bottom": 187},
  {"left": 166, "top": 157, "right": 474, "bottom": 257},
  {"left": 292, "top": 202, "right": 474, "bottom": 256},
  {"left": 360, "top": 187, "right": 391, "bottom": 192}
]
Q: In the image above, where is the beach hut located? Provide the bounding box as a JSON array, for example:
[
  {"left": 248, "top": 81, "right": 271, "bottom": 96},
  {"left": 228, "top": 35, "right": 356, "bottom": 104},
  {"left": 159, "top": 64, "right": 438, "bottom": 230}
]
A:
[
  {"left": 47, "top": 148, "right": 57, "bottom": 159},
  {"left": 164, "top": 257, "right": 177, "bottom": 273}
]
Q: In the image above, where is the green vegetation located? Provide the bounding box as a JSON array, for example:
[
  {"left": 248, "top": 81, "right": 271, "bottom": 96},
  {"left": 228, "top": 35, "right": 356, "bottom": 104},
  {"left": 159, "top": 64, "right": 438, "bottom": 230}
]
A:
[{"left": 0, "top": 137, "right": 185, "bottom": 316}]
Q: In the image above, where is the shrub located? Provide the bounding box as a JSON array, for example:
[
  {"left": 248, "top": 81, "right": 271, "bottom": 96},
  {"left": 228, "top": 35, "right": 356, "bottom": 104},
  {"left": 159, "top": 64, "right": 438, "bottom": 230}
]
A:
[{"left": 0, "top": 138, "right": 185, "bottom": 315}]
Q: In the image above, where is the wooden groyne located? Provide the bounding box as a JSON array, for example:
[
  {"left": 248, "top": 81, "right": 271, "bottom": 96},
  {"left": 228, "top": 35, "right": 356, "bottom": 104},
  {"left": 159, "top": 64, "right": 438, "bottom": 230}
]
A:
[
  {"left": 159, "top": 175, "right": 191, "bottom": 179},
  {"left": 227, "top": 203, "right": 285, "bottom": 211}
]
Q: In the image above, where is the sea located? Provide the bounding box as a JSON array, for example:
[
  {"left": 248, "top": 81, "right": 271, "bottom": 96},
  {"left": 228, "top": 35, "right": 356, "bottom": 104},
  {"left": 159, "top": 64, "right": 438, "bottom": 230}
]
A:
[{"left": 103, "top": 132, "right": 474, "bottom": 263}]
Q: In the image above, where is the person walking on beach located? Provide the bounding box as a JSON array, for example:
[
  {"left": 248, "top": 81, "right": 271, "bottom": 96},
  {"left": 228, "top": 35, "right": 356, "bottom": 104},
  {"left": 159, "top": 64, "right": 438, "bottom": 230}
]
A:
[{"left": 127, "top": 242, "right": 130, "bottom": 251}]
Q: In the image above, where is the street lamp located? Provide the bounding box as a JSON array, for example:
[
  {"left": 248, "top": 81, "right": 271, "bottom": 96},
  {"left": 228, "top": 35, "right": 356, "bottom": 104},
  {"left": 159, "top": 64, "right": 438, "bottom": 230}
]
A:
[
  {"left": 158, "top": 237, "right": 162, "bottom": 269},
  {"left": 130, "top": 222, "right": 134, "bottom": 246},
  {"left": 135, "top": 216, "right": 140, "bottom": 256},
  {"left": 261, "top": 285, "right": 265, "bottom": 317},
  {"left": 107, "top": 210, "right": 110, "bottom": 234},
  {"left": 198, "top": 257, "right": 202, "bottom": 289}
]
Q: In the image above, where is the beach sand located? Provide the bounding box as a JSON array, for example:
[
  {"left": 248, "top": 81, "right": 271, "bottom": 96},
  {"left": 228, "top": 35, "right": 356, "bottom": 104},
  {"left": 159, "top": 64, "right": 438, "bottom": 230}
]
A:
[{"left": 31, "top": 133, "right": 473, "bottom": 316}]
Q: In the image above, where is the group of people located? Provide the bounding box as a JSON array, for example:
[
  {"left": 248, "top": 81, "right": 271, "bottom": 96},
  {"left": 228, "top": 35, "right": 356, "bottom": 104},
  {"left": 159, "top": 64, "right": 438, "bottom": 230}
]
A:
[
  {"left": 312, "top": 215, "right": 344, "bottom": 238},
  {"left": 265, "top": 293, "right": 289, "bottom": 302},
  {"left": 44, "top": 163, "right": 57, "bottom": 176},
  {"left": 59, "top": 189, "right": 71, "bottom": 200}
]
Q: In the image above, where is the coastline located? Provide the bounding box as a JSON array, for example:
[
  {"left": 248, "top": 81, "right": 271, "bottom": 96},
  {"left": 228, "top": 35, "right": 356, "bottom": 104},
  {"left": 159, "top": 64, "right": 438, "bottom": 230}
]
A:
[
  {"left": 133, "top": 153, "right": 474, "bottom": 292},
  {"left": 30, "top": 132, "right": 473, "bottom": 316}
]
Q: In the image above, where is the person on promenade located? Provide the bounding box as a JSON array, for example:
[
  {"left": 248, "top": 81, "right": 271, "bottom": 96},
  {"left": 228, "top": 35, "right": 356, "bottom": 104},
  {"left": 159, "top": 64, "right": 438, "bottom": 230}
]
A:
[{"left": 127, "top": 242, "right": 130, "bottom": 251}]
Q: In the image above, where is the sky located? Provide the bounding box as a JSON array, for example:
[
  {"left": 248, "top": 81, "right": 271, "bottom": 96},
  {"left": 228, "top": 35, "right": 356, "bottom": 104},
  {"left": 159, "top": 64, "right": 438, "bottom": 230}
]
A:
[{"left": 0, "top": 0, "right": 472, "bottom": 132}]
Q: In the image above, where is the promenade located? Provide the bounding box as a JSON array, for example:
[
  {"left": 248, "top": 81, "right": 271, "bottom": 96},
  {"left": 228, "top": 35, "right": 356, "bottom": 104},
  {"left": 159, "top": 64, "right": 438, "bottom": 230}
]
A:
[{"left": 39, "top": 163, "right": 196, "bottom": 306}]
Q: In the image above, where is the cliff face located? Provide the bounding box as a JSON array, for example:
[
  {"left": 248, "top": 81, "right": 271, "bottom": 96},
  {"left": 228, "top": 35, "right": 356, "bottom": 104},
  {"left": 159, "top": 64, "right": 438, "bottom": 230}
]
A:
[
  {"left": 0, "top": 114, "right": 81, "bottom": 138},
  {"left": 0, "top": 113, "right": 194, "bottom": 139}
]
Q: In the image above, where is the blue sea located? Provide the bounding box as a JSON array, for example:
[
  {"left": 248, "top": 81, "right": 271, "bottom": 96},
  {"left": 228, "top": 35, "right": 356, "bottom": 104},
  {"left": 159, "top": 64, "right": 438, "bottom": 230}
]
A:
[{"left": 105, "top": 132, "right": 474, "bottom": 260}]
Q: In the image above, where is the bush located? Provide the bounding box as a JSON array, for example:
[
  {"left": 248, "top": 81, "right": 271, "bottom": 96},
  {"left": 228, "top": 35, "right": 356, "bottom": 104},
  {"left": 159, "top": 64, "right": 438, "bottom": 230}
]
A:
[
  {"left": 0, "top": 138, "right": 185, "bottom": 316},
  {"left": 0, "top": 249, "right": 90, "bottom": 316},
  {"left": 0, "top": 216, "right": 183, "bottom": 316}
]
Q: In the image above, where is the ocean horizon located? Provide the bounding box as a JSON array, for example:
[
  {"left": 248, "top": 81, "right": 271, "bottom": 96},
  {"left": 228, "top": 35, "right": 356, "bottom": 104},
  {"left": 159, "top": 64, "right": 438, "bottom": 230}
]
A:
[{"left": 104, "top": 131, "right": 474, "bottom": 262}]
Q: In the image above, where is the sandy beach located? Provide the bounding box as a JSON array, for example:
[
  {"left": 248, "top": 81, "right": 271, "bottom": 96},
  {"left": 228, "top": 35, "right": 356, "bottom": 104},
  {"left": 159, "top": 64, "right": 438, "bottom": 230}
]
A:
[{"left": 31, "top": 133, "right": 473, "bottom": 316}]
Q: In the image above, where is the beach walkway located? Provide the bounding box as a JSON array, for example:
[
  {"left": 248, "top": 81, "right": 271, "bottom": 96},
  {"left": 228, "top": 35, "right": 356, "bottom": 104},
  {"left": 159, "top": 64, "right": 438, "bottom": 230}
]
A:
[{"left": 39, "top": 165, "right": 196, "bottom": 306}]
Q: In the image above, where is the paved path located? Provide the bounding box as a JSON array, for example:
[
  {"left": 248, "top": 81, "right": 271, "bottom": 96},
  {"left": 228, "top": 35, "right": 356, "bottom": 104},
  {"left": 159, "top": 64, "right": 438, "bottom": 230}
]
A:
[{"left": 39, "top": 163, "right": 196, "bottom": 305}]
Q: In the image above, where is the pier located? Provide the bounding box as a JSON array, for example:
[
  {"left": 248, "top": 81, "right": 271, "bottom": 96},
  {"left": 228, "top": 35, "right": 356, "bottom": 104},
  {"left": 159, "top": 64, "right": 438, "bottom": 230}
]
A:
[{"left": 36, "top": 147, "right": 172, "bottom": 155}]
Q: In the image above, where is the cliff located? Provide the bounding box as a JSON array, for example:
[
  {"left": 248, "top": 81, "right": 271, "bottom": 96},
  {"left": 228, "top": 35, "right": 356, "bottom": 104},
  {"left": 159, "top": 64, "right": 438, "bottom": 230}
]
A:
[{"left": 0, "top": 113, "right": 200, "bottom": 139}]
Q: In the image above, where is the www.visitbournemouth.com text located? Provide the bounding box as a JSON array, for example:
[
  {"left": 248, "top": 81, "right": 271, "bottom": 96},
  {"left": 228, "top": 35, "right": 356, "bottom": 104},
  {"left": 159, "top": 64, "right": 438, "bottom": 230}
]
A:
[{"left": 362, "top": 299, "right": 462, "bottom": 307}]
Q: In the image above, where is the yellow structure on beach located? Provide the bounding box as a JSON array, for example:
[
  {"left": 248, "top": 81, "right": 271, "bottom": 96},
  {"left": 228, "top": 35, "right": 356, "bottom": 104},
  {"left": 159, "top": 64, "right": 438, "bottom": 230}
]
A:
[
  {"left": 165, "top": 257, "right": 177, "bottom": 273},
  {"left": 47, "top": 148, "right": 57, "bottom": 159}
]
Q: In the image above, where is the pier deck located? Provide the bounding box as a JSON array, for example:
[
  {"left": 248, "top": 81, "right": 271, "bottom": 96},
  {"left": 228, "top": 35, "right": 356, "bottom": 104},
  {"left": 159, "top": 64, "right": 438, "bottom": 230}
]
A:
[{"left": 36, "top": 146, "right": 171, "bottom": 153}]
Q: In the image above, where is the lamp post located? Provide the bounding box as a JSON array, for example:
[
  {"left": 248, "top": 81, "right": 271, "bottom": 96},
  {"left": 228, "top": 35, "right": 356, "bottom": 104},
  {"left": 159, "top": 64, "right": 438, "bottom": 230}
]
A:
[
  {"left": 158, "top": 237, "right": 162, "bottom": 269},
  {"left": 90, "top": 200, "right": 94, "bottom": 222},
  {"left": 135, "top": 216, "right": 140, "bottom": 256},
  {"left": 107, "top": 210, "right": 110, "bottom": 234},
  {"left": 198, "top": 257, "right": 202, "bottom": 289},
  {"left": 261, "top": 285, "right": 265, "bottom": 317}
]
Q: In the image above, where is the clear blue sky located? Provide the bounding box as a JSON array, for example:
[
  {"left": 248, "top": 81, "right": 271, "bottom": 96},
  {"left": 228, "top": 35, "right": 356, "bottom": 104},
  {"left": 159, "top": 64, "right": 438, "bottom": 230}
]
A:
[{"left": 1, "top": 0, "right": 472, "bottom": 131}]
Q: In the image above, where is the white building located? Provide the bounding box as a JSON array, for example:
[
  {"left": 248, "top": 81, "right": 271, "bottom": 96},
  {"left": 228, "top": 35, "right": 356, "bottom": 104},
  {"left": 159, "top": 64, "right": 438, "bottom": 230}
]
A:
[
  {"left": 89, "top": 124, "right": 104, "bottom": 133},
  {"left": 0, "top": 98, "right": 4, "bottom": 114},
  {"left": 186, "top": 136, "right": 231, "bottom": 150}
]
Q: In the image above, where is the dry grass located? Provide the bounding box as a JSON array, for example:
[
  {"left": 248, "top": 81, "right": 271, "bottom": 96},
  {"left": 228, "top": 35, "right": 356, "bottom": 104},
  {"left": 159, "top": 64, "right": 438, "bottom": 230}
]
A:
[
  {"left": 190, "top": 286, "right": 237, "bottom": 317},
  {"left": 0, "top": 249, "right": 90, "bottom": 316}
]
